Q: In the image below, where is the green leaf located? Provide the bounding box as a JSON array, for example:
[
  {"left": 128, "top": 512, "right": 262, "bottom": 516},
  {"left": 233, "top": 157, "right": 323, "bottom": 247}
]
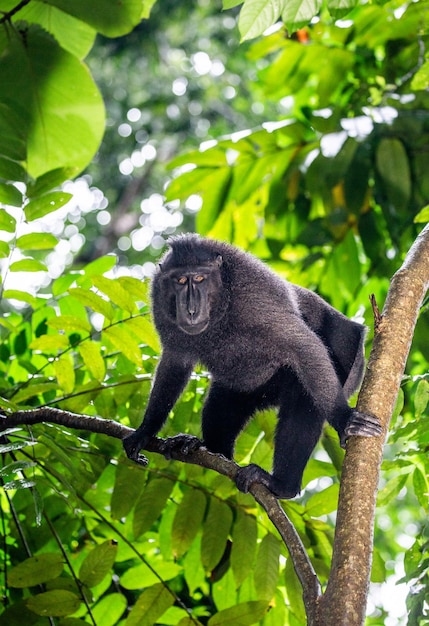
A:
[
  {"left": 411, "top": 59, "right": 429, "bottom": 91},
  {"left": 282, "top": 0, "right": 322, "bottom": 33},
  {"left": 53, "top": 354, "right": 75, "bottom": 394},
  {"left": 12, "top": 382, "right": 59, "bottom": 403},
  {"left": 414, "top": 204, "right": 429, "bottom": 223},
  {"left": 201, "top": 499, "right": 233, "bottom": 572},
  {"left": 377, "top": 474, "right": 409, "bottom": 506},
  {"left": 78, "top": 341, "right": 106, "bottom": 381},
  {"left": 125, "top": 316, "right": 160, "bottom": 353},
  {"left": 376, "top": 137, "right": 411, "bottom": 213},
  {"left": 0, "top": 239, "right": 10, "bottom": 257},
  {"left": 24, "top": 191, "right": 73, "bottom": 221},
  {"left": 133, "top": 478, "right": 175, "bottom": 538},
  {"left": 231, "top": 512, "right": 257, "bottom": 587},
  {"left": 305, "top": 483, "right": 340, "bottom": 516},
  {"left": 30, "top": 334, "right": 69, "bottom": 353},
  {"left": 121, "top": 561, "right": 182, "bottom": 590},
  {"left": 0, "top": 156, "right": 27, "bottom": 182},
  {"left": 91, "top": 593, "right": 127, "bottom": 626},
  {"left": 27, "top": 167, "right": 76, "bottom": 198},
  {"left": 172, "top": 489, "right": 207, "bottom": 557},
  {"left": 111, "top": 464, "right": 147, "bottom": 520},
  {"left": 2, "top": 290, "right": 37, "bottom": 306},
  {"left": 414, "top": 379, "right": 429, "bottom": 417},
  {"left": 83, "top": 254, "right": 117, "bottom": 276},
  {"left": 45, "top": 0, "right": 144, "bottom": 37},
  {"left": 238, "top": 0, "right": 285, "bottom": 42},
  {"left": 0, "top": 182, "right": 23, "bottom": 207},
  {"left": 92, "top": 275, "right": 138, "bottom": 313},
  {"left": 126, "top": 583, "right": 174, "bottom": 626},
  {"left": 9, "top": 258, "right": 47, "bottom": 272},
  {"left": 207, "top": 600, "right": 269, "bottom": 625},
  {"left": 79, "top": 540, "right": 118, "bottom": 588},
  {"left": 48, "top": 315, "right": 91, "bottom": 333},
  {"left": 0, "top": 25, "right": 105, "bottom": 179},
  {"left": 26, "top": 590, "right": 81, "bottom": 617},
  {"left": 9, "top": 554, "right": 64, "bottom": 588},
  {"left": 103, "top": 325, "right": 142, "bottom": 366},
  {"left": 413, "top": 467, "right": 429, "bottom": 512},
  {"left": 16, "top": 3, "right": 96, "bottom": 59},
  {"left": 254, "top": 533, "right": 281, "bottom": 600},
  {"left": 0, "top": 460, "right": 37, "bottom": 477},
  {"left": 16, "top": 232, "right": 58, "bottom": 250},
  {"left": 69, "top": 287, "right": 115, "bottom": 320},
  {"left": 0, "top": 208, "right": 16, "bottom": 233}
]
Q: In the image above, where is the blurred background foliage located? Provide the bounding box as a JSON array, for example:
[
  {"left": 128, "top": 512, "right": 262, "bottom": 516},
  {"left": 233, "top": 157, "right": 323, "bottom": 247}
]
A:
[{"left": 0, "top": 0, "right": 428, "bottom": 624}]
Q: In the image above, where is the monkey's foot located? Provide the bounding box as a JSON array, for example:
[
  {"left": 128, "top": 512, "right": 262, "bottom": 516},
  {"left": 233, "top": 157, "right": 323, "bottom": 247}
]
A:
[
  {"left": 163, "top": 434, "right": 203, "bottom": 459},
  {"left": 235, "top": 464, "right": 300, "bottom": 500},
  {"left": 340, "top": 410, "right": 383, "bottom": 448},
  {"left": 122, "top": 432, "right": 149, "bottom": 466}
]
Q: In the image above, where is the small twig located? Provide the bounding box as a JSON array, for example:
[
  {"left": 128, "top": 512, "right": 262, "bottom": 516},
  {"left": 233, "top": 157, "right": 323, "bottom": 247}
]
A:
[{"left": 369, "top": 293, "right": 383, "bottom": 330}]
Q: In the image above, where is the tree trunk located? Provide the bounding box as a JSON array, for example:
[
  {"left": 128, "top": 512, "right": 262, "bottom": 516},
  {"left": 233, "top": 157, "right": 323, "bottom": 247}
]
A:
[{"left": 313, "top": 223, "right": 429, "bottom": 625}]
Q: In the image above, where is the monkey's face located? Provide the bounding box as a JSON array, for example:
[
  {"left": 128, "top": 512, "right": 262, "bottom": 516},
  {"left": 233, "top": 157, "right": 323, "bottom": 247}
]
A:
[{"left": 160, "top": 257, "right": 224, "bottom": 335}]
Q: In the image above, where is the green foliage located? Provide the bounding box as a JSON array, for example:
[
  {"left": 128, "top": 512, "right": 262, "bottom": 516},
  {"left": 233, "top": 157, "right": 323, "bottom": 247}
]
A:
[{"left": 1, "top": 0, "right": 428, "bottom": 624}]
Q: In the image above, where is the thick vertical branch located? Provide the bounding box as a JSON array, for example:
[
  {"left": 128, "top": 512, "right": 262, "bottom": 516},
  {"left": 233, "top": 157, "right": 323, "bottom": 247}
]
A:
[{"left": 315, "top": 224, "right": 429, "bottom": 626}]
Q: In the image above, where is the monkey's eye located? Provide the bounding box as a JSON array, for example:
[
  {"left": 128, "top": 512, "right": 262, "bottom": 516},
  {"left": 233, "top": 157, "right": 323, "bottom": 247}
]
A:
[
  {"left": 177, "top": 276, "right": 188, "bottom": 285},
  {"left": 194, "top": 275, "right": 205, "bottom": 283}
]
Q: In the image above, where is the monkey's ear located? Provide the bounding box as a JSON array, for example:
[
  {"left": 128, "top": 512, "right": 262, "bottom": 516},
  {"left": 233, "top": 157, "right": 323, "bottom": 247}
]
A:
[
  {"left": 158, "top": 263, "right": 163, "bottom": 271},
  {"left": 215, "top": 255, "right": 223, "bottom": 267}
]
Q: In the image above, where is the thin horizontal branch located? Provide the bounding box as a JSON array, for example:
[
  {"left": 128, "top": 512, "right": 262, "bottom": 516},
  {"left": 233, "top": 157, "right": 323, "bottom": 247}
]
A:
[{"left": 0, "top": 405, "right": 320, "bottom": 609}]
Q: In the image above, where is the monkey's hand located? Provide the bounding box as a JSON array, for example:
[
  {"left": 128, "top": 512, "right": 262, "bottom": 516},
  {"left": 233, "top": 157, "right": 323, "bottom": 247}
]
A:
[
  {"left": 163, "top": 434, "right": 203, "bottom": 460},
  {"left": 340, "top": 410, "right": 383, "bottom": 448},
  {"left": 122, "top": 431, "right": 149, "bottom": 466}
]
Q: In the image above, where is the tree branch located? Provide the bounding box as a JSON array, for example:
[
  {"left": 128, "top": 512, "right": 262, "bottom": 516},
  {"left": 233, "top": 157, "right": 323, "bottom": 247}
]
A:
[
  {"left": 0, "top": 405, "right": 320, "bottom": 612},
  {"left": 315, "top": 223, "right": 429, "bottom": 626}
]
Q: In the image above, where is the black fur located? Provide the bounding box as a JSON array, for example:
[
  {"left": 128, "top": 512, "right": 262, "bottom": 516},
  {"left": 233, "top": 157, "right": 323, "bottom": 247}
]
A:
[{"left": 123, "top": 234, "right": 381, "bottom": 498}]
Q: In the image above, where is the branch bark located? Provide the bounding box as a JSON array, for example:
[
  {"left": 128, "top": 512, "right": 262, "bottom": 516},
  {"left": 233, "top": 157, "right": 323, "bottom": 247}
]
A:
[
  {"left": 0, "top": 406, "right": 320, "bottom": 615},
  {"left": 314, "top": 223, "right": 429, "bottom": 625}
]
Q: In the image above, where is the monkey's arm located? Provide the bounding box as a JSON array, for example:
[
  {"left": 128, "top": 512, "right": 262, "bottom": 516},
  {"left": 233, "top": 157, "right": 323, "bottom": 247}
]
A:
[{"left": 123, "top": 351, "right": 194, "bottom": 465}]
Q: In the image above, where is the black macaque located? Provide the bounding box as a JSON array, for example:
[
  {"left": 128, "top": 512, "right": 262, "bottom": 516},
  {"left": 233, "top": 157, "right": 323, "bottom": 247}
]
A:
[{"left": 123, "top": 234, "right": 382, "bottom": 499}]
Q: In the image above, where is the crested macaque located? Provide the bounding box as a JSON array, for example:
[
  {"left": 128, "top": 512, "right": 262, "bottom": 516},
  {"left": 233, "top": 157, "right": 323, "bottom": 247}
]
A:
[{"left": 123, "top": 234, "right": 381, "bottom": 499}]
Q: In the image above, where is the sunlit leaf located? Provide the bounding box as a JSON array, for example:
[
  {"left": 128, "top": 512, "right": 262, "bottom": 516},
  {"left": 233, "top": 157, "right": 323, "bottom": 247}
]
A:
[
  {"left": 92, "top": 275, "right": 137, "bottom": 313},
  {"left": 3, "top": 290, "right": 37, "bottom": 306},
  {"left": 53, "top": 354, "right": 75, "bottom": 394},
  {"left": 16, "top": 232, "right": 58, "bottom": 250},
  {"left": 69, "top": 287, "right": 115, "bottom": 320},
  {"left": 24, "top": 191, "right": 73, "bottom": 221},
  {"left": 48, "top": 314, "right": 91, "bottom": 333},
  {"left": 0, "top": 208, "right": 16, "bottom": 233},
  {"left": 9, "top": 258, "right": 47, "bottom": 272},
  {"left": 78, "top": 341, "right": 106, "bottom": 381},
  {"left": 0, "top": 182, "right": 23, "bottom": 207},
  {"left": 0, "top": 25, "right": 105, "bottom": 178},
  {"left": 103, "top": 325, "right": 142, "bottom": 366},
  {"left": 45, "top": 0, "right": 144, "bottom": 37},
  {"left": 238, "top": 0, "right": 284, "bottom": 42}
]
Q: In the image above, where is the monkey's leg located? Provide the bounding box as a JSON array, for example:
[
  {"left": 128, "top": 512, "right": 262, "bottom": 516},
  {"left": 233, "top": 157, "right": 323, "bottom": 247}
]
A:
[
  {"left": 236, "top": 386, "right": 324, "bottom": 499},
  {"left": 201, "top": 383, "right": 257, "bottom": 459}
]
